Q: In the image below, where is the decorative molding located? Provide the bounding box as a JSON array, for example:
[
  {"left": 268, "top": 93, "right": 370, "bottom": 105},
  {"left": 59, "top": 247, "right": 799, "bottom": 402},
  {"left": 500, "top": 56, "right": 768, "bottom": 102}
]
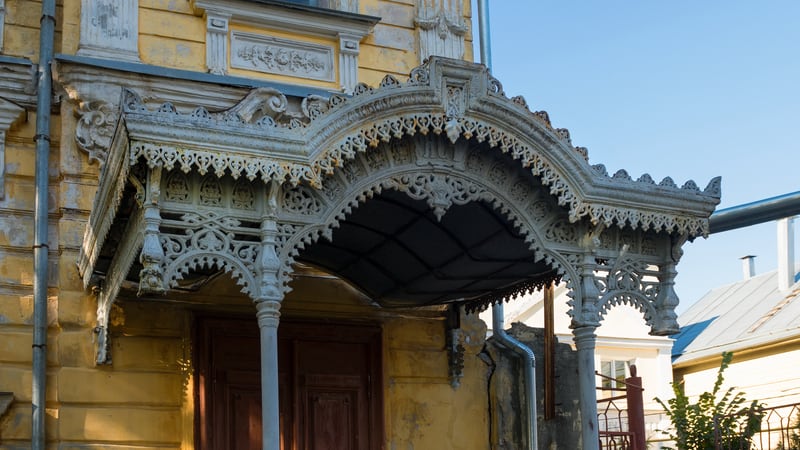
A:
[
  {"left": 231, "top": 31, "right": 335, "bottom": 82},
  {"left": 204, "top": 11, "right": 231, "bottom": 75},
  {"left": 75, "top": 100, "right": 117, "bottom": 166},
  {"left": 338, "top": 33, "right": 360, "bottom": 92},
  {"left": 117, "top": 58, "right": 720, "bottom": 237},
  {"left": 77, "top": 0, "right": 140, "bottom": 62},
  {"left": 0, "top": 98, "right": 26, "bottom": 199},
  {"left": 79, "top": 59, "right": 721, "bottom": 338},
  {"left": 192, "top": 0, "right": 377, "bottom": 91},
  {"left": 415, "top": 0, "right": 467, "bottom": 62}
]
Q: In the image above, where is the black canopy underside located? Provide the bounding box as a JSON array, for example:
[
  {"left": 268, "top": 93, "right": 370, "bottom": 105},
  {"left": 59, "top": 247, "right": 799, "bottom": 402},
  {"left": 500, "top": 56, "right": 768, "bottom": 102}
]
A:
[{"left": 298, "top": 189, "right": 557, "bottom": 309}]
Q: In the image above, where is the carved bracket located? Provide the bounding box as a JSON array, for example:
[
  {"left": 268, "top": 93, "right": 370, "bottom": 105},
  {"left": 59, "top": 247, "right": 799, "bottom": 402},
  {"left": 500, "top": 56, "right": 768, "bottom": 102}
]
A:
[
  {"left": 75, "top": 100, "right": 117, "bottom": 166},
  {"left": 0, "top": 98, "right": 25, "bottom": 199}
]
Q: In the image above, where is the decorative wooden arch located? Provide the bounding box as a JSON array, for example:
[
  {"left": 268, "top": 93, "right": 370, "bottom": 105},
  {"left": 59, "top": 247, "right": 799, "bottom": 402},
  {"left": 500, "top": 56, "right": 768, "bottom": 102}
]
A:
[{"left": 76, "top": 56, "right": 720, "bottom": 450}]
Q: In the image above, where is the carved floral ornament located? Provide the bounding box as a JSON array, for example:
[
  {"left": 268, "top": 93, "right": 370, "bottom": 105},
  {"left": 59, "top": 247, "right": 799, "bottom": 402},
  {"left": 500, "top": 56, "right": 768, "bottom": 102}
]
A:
[
  {"left": 115, "top": 57, "right": 719, "bottom": 238},
  {"left": 79, "top": 57, "right": 720, "bottom": 361}
]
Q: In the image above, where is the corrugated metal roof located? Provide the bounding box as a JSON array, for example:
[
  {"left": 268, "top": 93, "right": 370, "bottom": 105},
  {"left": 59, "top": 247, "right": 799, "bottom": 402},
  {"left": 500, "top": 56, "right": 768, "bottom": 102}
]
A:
[{"left": 672, "top": 265, "right": 800, "bottom": 365}]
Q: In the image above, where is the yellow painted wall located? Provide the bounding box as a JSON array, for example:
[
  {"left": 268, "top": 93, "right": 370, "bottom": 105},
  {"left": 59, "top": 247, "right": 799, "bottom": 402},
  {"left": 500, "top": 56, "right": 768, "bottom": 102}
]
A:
[{"left": 0, "top": 0, "right": 484, "bottom": 447}]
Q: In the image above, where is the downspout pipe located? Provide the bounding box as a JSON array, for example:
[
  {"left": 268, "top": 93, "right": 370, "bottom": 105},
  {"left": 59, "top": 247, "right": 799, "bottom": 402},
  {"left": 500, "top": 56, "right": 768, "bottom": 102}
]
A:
[
  {"left": 492, "top": 303, "right": 539, "bottom": 450},
  {"left": 477, "top": 2, "right": 538, "bottom": 448},
  {"left": 33, "top": 0, "right": 55, "bottom": 448}
]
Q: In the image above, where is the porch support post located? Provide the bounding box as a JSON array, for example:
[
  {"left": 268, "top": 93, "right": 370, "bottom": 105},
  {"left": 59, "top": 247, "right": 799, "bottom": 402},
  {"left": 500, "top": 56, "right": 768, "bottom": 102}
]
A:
[
  {"left": 573, "top": 325, "right": 599, "bottom": 450},
  {"left": 256, "top": 298, "right": 281, "bottom": 450},
  {"left": 255, "top": 201, "right": 284, "bottom": 450},
  {"left": 574, "top": 232, "right": 602, "bottom": 450}
]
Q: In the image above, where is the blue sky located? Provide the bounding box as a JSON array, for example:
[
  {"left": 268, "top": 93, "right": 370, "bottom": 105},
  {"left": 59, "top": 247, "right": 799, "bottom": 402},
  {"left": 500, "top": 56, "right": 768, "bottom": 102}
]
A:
[{"left": 472, "top": 1, "right": 800, "bottom": 313}]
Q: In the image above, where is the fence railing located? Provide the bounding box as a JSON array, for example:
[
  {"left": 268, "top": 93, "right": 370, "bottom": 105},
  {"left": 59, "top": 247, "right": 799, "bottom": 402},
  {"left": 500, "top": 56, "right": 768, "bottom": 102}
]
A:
[
  {"left": 714, "top": 402, "right": 800, "bottom": 450},
  {"left": 597, "top": 366, "right": 646, "bottom": 450}
]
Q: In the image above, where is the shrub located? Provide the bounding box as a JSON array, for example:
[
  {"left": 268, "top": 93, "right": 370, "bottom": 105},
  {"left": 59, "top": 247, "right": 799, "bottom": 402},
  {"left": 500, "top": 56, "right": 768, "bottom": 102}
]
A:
[{"left": 655, "top": 351, "right": 763, "bottom": 449}]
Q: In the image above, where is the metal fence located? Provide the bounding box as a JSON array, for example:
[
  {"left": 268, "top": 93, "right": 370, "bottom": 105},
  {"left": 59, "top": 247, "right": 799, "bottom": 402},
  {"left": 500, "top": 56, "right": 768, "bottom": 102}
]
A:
[
  {"left": 597, "top": 367, "right": 646, "bottom": 450},
  {"left": 715, "top": 402, "right": 800, "bottom": 450}
]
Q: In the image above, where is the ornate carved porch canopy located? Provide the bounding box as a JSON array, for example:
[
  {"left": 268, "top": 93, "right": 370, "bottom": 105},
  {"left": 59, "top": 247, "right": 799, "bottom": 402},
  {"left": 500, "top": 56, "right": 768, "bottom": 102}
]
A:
[{"left": 75, "top": 57, "right": 720, "bottom": 363}]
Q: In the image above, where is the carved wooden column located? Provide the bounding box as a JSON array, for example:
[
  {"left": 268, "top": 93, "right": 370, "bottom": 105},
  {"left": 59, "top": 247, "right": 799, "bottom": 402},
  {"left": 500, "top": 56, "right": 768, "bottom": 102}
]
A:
[
  {"left": 574, "top": 250, "right": 601, "bottom": 450},
  {"left": 256, "top": 186, "right": 284, "bottom": 450},
  {"left": 138, "top": 167, "right": 166, "bottom": 295},
  {"left": 573, "top": 325, "right": 599, "bottom": 450}
]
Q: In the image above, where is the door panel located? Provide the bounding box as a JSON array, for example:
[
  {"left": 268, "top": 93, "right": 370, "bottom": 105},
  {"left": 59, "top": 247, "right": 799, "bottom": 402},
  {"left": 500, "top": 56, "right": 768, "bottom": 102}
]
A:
[{"left": 196, "top": 318, "right": 382, "bottom": 450}]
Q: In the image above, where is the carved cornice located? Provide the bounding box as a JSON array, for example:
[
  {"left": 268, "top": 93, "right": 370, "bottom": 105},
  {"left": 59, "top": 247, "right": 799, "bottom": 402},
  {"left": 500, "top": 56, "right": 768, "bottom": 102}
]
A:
[
  {"left": 80, "top": 57, "right": 722, "bottom": 321},
  {"left": 114, "top": 57, "right": 720, "bottom": 238}
]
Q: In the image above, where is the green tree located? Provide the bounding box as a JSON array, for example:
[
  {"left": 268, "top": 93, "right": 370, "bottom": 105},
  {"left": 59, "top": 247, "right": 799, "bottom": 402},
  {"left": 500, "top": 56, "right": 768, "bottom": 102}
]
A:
[{"left": 655, "top": 352, "right": 763, "bottom": 449}]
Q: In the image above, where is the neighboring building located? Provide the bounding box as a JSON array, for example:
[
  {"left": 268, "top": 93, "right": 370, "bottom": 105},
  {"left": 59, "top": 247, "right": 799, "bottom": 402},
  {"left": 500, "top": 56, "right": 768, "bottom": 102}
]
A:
[
  {"left": 0, "top": 1, "right": 720, "bottom": 449},
  {"left": 672, "top": 223, "right": 800, "bottom": 409}
]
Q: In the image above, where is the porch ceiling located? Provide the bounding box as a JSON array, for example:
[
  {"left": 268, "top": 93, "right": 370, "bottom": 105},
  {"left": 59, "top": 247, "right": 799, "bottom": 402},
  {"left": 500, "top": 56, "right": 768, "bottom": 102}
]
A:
[{"left": 297, "top": 189, "right": 555, "bottom": 308}]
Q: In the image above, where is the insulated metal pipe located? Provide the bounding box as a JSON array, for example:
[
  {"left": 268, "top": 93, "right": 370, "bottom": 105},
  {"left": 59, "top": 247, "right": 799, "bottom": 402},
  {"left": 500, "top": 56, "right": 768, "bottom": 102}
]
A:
[
  {"left": 709, "top": 191, "right": 800, "bottom": 234},
  {"left": 33, "top": 0, "right": 55, "bottom": 448},
  {"left": 478, "top": 1, "right": 538, "bottom": 448}
]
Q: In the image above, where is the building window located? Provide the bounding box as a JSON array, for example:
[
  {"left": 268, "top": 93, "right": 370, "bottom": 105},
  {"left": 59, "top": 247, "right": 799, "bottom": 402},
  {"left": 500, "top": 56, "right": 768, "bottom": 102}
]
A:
[{"left": 600, "top": 359, "right": 635, "bottom": 390}]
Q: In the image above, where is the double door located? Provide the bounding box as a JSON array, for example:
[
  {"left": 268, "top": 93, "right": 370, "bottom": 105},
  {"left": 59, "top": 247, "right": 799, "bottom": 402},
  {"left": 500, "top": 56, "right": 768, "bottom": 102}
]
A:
[{"left": 196, "top": 318, "right": 383, "bottom": 450}]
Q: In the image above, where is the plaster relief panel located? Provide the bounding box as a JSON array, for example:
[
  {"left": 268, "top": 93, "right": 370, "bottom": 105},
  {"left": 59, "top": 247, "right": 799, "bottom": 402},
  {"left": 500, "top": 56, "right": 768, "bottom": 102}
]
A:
[
  {"left": 78, "top": 0, "right": 140, "bottom": 62},
  {"left": 231, "top": 31, "right": 335, "bottom": 82},
  {"left": 416, "top": 0, "right": 467, "bottom": 63}
]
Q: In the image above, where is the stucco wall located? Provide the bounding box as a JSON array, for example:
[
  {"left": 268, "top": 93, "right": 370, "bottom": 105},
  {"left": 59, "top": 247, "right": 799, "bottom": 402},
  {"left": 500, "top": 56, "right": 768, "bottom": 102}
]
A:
[{"left": 0, "top": 0, "right": 485, "bottom": 446}]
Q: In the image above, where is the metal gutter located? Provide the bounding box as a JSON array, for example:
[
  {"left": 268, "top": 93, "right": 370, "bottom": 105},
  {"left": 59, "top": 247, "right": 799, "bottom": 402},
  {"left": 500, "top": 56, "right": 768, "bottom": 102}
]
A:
[
  {"left": 32, "top": 0, "right": 55, "bottom": 448},
  {"left": 478, "top": 2, "right": 538, "bottom": 448},
  {"left": 709, "top": 190, "right": 800, "bottom": 234}
]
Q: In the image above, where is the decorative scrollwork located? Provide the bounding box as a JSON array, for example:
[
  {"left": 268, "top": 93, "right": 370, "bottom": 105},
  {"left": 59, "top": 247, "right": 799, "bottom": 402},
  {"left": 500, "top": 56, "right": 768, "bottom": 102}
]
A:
[
  {"left": 382, "top": 173, "right": 489, "bottom": 221},
  {"left": 160, "top": 212, "right": 260, "bottom": 296},
  {"left": 592, "top": 256, "right": 663, "bottom": 329},
  {"left": 75, "top": 100, "right": 118, "bottom": 166},
  {"left": 282, "top": 185, "right": 323, "bottom": 216},
  {"left": 199, "top": 175, "right": 223, "bottom": 207},
  {"left": 164, "top": 171, "right": 190, "bottom": 203},
  {"left": 232, "top": 179, "right": 255, "bottom": 210}
]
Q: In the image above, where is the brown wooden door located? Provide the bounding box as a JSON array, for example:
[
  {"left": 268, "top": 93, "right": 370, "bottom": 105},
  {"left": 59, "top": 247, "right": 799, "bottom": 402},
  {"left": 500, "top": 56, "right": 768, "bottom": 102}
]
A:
[{"left": 196, "top": 317, "right": 383, "bottom": 450}]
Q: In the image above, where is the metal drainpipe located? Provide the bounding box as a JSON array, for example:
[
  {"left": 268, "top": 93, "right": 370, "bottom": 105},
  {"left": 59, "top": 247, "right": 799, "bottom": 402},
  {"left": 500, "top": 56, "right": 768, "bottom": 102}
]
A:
[
  {"left": 33, "top": 0, "right": 55, "bottom": 448},
  {"left": 477, "top": 1, "right": 538, "bottom": 448},
  {"left": 492, "top": 303, "right": 538, "bottom": 450}
]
